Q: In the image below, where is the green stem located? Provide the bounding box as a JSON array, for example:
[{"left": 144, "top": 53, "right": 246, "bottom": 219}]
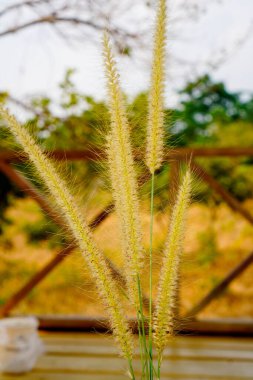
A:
[
  {"left": 149, "top": 172, "right": 155, "bottom": 379},
  {"left": 128, "top": 359, "right": 136, "bottom": 380},
  {"left": 137, "top": 274, "right": 149, "bottom": 379},
  {"left": 137, "top": 311, "right": 144, "bottom": 379}
]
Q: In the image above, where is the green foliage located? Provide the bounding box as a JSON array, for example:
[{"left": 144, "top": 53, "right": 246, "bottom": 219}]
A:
[
  {"left": 166, "top": 75, "right": 253, "bottom": 202},
  {"left": 170, "top": 74, "right": 253, "bottom": 147},
  {"left": 22, "top": 218, "right": 66, "bottom": 247},
  {"left": 1, "top": 72, "right": 253, "bottom": 228},
  {"left": 2, "top": 73, "right": 253, "bottom": 152},
  {"left": 28, "top": 70, "right": 109, "bottom": 150}
]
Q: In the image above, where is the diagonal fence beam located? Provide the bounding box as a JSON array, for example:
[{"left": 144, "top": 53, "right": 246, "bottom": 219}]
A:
[
  {"left": 190, "top": 160, "right": 253, "bottom": 225},
  {"left": 169, "top": 159, "right": 181, "bottom": 208},
  {"left": 184, "top": 161, "right": 253, "bottom": 318},
  {"left": 0, "top": 160, "right": 62, "bottom": 223},
  {"left": 0, "top": 203, "right": 130, "bottom": 317},
  {"left": 185, "top": 250, "right": 253, "bottom": 318},
  {"left": 0, "top": 245, "right": 74, "bottom": 317}
]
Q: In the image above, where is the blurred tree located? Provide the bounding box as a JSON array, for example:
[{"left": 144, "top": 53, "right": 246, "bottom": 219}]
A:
[
  {"left": 0, "top": 1, "right": 220, "bottom": 46},
  {"left": 0, "top": 0, "right": 139, "bottom": 54},
  {"left": 1, "top": 72, "right": 253, "bottom": 236},
  {"left": 27, "top": 69, "right": 109, "bottom": 150},
  {"left": 0, "top": 0, "right": 226, "bottom": 69},
  {"left": 165, "top": 75, "right": 253, "bottom": 202},
  {"left": 0, "top": 69, "right": 111, "bottom": 236},
  {"left": 169, "top": 74, "right": 253, "bottom": 147}
]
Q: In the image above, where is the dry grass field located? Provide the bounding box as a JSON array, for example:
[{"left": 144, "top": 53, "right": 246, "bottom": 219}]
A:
[{"left": 1, "top": 196, "right": 253, "bottom": 318}]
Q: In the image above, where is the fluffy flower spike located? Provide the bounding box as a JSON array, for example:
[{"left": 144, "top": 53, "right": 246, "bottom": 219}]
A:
[
  {"left": 154, "top": 168, "right": 191, "bottom": 358},
  {"left": 146, "top": 0, "right": 167, "bottom": 173},
  {"left": 0, "top": 106, "right": 133, "bottom": 361},
  {"left": 103, "top": 33, "right": 144, "bottom": 307}
]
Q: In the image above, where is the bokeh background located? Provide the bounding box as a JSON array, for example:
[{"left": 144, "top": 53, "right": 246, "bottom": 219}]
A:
[{"left": 1, "top": 0, "right": 253, "bottom": 320}]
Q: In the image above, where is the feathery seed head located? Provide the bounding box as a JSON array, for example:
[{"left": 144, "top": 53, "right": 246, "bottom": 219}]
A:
[
  {"left": 146, "top": 0, "right": 167, "bottom": 173},
  {"left": 153, "top": 168, "right": 191, "bottom": 357},
  {"left": 0, "top": 106, "right": 134, "bottom": 360},
  {"left": 103, "top": 34, "right": 144, "bottom": 308}
]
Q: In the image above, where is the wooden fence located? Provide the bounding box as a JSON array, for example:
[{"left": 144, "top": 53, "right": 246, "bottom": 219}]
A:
[{"left": 1, "top": 147, "right": 253, "bottom": 334}]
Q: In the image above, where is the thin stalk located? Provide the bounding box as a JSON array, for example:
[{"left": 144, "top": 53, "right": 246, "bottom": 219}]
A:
[
  {"left": 128, "top": 359, "right": 136, "bottom": 380},
  {"left": 137, "top": 274, "right": 149, "bottom": 379},
  {"left": 149, "top": 172, "right": 155, "bottom": 379},
  {"left": 137, "top": 311, "right": 145, "bottom": 379},
  {"left": 136, "top": 302, "right": 146, "bottom": 378}
]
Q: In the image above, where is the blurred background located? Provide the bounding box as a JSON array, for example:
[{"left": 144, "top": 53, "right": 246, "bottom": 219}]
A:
[{"left": 1, "top": 0, "right": 253, "bottom": 322}]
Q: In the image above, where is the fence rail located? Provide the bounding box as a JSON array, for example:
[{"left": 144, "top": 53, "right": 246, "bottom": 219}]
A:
[{"left": 1, "top": 147, "right": 253, "bottom": 333}]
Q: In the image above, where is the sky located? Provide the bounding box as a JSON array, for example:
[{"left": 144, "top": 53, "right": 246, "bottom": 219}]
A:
[{"left": 0, "top": 0, "right": 253, "bottom": 110}]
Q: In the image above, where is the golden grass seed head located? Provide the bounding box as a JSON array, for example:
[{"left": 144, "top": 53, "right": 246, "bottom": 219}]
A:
[
  {"left": 153, "top": 168, "right": 191, "bottom": 357},
  {"left": 103, "top": 35, "right": 144, "bottom": 307},
  {"left": 0, "top": 105, "right": 134, "bottom": 360},
  {"left": 146, "top": 0, "right": 167, "bottom": 174}
]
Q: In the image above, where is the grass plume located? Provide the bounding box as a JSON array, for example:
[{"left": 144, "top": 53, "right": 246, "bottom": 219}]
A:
[
  {"left": 146, "top": 0, "right": 167, "bottom": 174},
  {"left": 145, "top": 1, "right": 167, "bottom": 376},
  {"left": 0, "top": 106, "right": 134, "bottom": 362},
  {"left": 103, "top": 33, "right": 144, "bottom": 307},
  {"left": 154, "top": 168, "right": 191, "bottom": 364}
]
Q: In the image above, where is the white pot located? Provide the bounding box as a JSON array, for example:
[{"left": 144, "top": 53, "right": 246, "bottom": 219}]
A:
[{"left": 0, "top": 317, "right": 44, "bottom": 373}]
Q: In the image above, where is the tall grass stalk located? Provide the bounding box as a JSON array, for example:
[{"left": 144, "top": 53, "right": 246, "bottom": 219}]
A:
[
  {"left": 103, "top": 33, "right": 144, "bottom": 308},
  {"left": 148, "top": 172, "right": 155, "bottom": 380},
  {"left": 146, "top": 0, "right": 167, "bottom": 377},
  {"left": 103, "top": 32, "right": 149, "bottom": 378},
  {"left": 1, "top": 0, "right": 193, "bottom": 378},
  {"left": 154, "top": 168, "right": 192, "bottom": 377}
]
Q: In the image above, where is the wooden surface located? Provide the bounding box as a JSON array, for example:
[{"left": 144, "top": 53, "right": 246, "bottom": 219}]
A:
[{"left": 2, "top": 332, "right": 253, "bottom": 379}]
